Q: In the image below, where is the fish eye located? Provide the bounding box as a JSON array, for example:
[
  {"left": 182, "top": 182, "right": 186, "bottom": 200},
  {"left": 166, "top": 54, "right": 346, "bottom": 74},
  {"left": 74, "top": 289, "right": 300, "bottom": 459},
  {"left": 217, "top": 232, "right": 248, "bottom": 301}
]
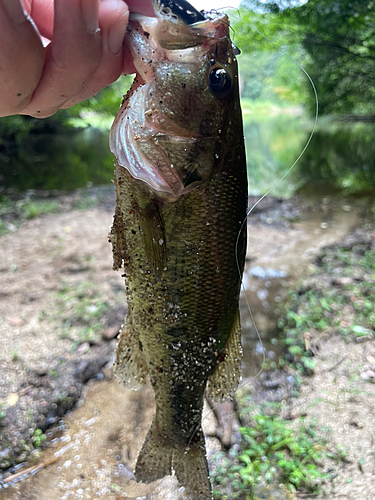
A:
[{"left": 209, "top": 68, "right": 232, "bottom": 97}]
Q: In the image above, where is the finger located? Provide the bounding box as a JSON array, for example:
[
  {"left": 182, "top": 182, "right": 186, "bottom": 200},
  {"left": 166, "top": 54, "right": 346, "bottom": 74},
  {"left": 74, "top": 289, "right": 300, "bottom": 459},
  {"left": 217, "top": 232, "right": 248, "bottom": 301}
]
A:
[
  {"left": 62, "top": 0, "right": 155, "bottom": 108},
  {"left": 127, "top": 0, "right": 155, "bottom": 16},
  {"left": 22, "top": 0, "right": 102, "bottom": 118},
  {"left": 23, "top": 0, "right": 54, "bottom": 39},
  {"left": 61, "top": 0, "right": 129, "bottom": 108},
  {"left": 0, "top": 0, "right": 45, "bottom": 116}
]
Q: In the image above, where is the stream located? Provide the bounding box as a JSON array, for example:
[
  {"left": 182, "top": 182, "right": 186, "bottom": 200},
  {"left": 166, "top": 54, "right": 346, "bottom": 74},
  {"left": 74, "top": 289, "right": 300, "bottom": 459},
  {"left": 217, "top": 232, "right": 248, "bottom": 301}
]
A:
[{"left": 0, "top": 192, "right": 360, "bottom": 500}]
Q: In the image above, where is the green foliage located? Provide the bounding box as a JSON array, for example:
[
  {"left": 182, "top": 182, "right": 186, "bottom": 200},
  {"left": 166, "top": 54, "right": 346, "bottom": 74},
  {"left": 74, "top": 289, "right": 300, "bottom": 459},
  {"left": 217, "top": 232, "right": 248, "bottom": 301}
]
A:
[
  {"left": 211, "top": 404, "right": 346, "bottom": 497},
  {"left": 239, "top": 412, "right": 331, "bottom": 492},
  {"left": 236, "top": 0, "right": 375, "bottom": 116},
  {"left": 278, "top": 240, "right": 375, "bottom": 374},
  {"left": 211, "top": 451, "right": 252, "bottom": 499},
  {"left": 289, "top": 0, "right": 375, "bottom": 115},
  {"left": 33, "top": 428, "right": 46, "bottom": 449}
]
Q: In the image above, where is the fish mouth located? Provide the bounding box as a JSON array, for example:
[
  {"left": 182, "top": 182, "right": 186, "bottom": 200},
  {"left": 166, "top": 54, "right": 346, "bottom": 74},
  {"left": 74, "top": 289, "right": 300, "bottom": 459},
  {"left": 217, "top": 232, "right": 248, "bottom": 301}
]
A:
[
  {"left": 111, "top": 108, "right": 219, "bottom": 197},
  {"left": 110, "top": 2, "right": 231, "bottom": 197}
]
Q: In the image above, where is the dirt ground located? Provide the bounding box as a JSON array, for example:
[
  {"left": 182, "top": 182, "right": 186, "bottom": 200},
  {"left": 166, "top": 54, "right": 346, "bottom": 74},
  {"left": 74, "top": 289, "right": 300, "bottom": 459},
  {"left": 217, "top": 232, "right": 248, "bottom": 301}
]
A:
[{"left": 0, "top": 188, "right": 373, "bottom": 499}]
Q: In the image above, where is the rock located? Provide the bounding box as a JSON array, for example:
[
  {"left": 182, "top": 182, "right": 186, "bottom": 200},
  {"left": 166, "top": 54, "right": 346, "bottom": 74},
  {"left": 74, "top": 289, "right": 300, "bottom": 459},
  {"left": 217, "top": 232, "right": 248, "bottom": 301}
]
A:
[
  {"left": 103, "top": 324, "right": 121, "bottom": 340},
  {"left": 6, "top": 317, "right": 23, "bottom": 327}
]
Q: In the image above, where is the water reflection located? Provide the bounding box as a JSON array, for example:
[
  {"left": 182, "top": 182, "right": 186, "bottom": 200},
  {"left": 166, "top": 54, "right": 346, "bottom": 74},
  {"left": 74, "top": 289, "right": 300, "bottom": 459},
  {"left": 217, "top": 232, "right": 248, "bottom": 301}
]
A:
[
  {"left": 243, "top": 111, "right": 310, "bottom": 198},
  {"left": 296, "top": 119, "right": 375, "bottom": 195},
  {"left": 245, "top": 113, "right": 375, "bottom": 198}
]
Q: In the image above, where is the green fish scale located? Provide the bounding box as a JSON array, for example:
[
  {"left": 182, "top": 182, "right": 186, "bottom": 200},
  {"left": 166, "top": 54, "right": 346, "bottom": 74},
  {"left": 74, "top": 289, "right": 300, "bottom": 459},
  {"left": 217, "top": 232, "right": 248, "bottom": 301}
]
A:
[{"left": 113, "top": 150, "right": 247, "bottom": 444}]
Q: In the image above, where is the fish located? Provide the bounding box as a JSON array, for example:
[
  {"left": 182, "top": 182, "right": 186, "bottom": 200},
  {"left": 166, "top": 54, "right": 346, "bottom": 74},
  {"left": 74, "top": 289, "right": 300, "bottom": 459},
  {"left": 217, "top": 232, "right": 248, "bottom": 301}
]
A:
[{"left": 109, "top": 0, "right": 247, "bottom": 498}]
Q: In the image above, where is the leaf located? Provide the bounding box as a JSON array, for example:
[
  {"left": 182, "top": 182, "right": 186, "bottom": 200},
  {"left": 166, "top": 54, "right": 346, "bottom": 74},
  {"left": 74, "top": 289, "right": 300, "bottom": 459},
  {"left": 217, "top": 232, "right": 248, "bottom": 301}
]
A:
[{"left": 351, "top": 325, "right": 374, "bottom": 337}]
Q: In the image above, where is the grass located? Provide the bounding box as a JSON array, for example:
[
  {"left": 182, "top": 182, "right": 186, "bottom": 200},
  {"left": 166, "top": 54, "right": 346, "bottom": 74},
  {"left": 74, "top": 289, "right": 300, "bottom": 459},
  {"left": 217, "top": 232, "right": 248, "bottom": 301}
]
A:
[
  {"left": 33, "top": 429, "right": 46, "bottom": 449},
  {"left": 276, "top": 242, "right": 375, "bottom": 375},
  {"left": 211, "top": 404, "right": 347, "bottom": 499},
  {"left": 0, "top": 195, "right": 59, "bottom": 236},
  {"left": 54, "top": 281, "right": 111, "bottom": 346}
]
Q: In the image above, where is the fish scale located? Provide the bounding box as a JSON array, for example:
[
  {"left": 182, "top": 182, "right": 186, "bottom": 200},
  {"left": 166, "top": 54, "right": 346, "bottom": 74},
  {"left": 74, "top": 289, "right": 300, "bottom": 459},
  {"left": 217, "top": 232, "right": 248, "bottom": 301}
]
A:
[{"left": 109, "top": 3, "right": 247, "bottom": 498}]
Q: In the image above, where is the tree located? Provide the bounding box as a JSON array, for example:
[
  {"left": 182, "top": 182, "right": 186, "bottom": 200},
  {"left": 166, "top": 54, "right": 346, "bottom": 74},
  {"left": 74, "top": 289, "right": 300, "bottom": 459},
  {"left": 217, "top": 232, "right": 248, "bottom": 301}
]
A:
[{"left": 237, "top": 0, "right": 375, "bottom": 115}]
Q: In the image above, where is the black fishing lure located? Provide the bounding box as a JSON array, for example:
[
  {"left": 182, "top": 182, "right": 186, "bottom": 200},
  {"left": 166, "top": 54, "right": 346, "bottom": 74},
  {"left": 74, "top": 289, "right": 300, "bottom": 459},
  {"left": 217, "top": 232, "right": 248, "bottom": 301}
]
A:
[{"left": 153, "top": 0, "right": 207, "bottom": 24}]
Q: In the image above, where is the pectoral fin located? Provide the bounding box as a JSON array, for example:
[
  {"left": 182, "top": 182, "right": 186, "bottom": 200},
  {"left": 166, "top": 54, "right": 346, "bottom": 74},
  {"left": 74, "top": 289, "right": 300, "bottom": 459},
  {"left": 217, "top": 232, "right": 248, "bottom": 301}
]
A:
[
  {"left": 138, "top": 202, "right": 167, "bottom": 280},
  {"left": 114, "top": 315, "right": 148, "bottom": 390},
  {"left": 109, "top": 205, "right": 128, "bottom": 271},
  {"left": 207, "top": 311, "right": 242, "bottom": 403}
]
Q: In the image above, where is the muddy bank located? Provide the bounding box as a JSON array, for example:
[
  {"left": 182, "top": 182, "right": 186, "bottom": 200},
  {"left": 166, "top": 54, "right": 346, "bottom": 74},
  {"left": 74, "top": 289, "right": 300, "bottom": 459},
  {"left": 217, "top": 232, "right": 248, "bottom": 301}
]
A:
[
  {"left": 0, "top": 342, "right": 115, "bottom": 471},
  {"left": 0, "top": 189, "right": 367, "bottom": 499},
  {"left": 0, "top": 188, "right": 122, "bottom": 477},
  {"left": 279, "top": 223, "right": 375, "bottom": 499}
]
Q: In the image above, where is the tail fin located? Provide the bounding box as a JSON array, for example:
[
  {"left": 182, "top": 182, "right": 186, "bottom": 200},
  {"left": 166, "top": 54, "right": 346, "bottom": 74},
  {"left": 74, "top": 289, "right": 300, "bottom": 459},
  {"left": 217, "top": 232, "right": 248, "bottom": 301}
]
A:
[
  {"left": 173, "top": 433, "right": 212, "bottom": 500},
  {"left": 135, "top": 422, "right": 173, "bottom": 482},
  {"left": 135, "top": 422, "right": 212, "bottom": 500}
]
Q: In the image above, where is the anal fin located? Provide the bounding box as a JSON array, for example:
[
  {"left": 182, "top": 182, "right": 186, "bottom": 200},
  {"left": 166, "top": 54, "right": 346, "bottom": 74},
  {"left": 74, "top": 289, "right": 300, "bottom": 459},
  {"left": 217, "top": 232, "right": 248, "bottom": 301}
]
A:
[{"left": 207, "top": 311, "right": 242, "bottom": 403}]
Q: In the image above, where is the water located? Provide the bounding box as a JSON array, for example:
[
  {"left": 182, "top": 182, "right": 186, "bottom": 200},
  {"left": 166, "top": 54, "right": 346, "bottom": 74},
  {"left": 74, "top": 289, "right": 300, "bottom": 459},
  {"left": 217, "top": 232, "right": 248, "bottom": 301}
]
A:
[
  {"left": 243, "top": 109, "right": 309, "bottom": 198},
  {"left": 244, "top": 113, "right": 375, "bottom": 198},
  {"left": 240, "top": 195, "right": 359, "bottom": 377}
]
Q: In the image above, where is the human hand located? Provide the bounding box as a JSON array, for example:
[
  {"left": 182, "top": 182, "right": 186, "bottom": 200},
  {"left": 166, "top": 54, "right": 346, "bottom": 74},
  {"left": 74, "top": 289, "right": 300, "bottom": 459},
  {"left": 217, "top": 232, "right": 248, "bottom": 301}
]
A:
[{"left": 0, "top": 0, "right": 154, "bottom": 118}]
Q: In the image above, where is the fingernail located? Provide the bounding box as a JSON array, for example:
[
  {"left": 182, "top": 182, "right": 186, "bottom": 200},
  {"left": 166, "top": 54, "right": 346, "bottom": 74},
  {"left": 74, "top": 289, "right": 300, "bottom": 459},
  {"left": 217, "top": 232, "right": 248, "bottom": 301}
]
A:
[
  {"left": 108, "top": 10, "right": 129, "bottom": 55},
  {"left": 82, "top": 0, "right": 99, "bottom": 34},
  {"left": 1, "top": 0, "right": 26, "bottom": 24}
]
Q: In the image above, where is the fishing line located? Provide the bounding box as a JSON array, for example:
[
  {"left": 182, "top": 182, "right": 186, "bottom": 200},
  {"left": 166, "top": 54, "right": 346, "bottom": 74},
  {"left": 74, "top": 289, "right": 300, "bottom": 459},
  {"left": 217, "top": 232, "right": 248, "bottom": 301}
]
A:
[
  {"left": 231, "top": 7, "right": 319, "bottom": 388},
  {"left": 154, "top": 21, "right": 317, "bottom": 500},
  {"left": 183, "top": 9, "right": 319, "bottom": 497},
  {"left": 127, "top": 8, "right": 319, "bottom": 500}
]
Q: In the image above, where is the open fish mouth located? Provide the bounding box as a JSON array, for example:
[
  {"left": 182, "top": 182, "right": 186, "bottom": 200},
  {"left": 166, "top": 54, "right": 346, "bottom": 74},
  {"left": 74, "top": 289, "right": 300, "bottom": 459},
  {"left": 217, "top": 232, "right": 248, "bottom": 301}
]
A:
[{"left": 110, "top": 0, "right": 233, "bottom": 197}]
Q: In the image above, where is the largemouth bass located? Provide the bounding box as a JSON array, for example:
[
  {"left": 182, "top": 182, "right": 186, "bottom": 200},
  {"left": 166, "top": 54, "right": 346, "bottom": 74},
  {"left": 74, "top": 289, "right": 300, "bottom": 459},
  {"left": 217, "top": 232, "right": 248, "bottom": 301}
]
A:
[{"left": 109, "top": 1, "right": 247, "bottom": 498}]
